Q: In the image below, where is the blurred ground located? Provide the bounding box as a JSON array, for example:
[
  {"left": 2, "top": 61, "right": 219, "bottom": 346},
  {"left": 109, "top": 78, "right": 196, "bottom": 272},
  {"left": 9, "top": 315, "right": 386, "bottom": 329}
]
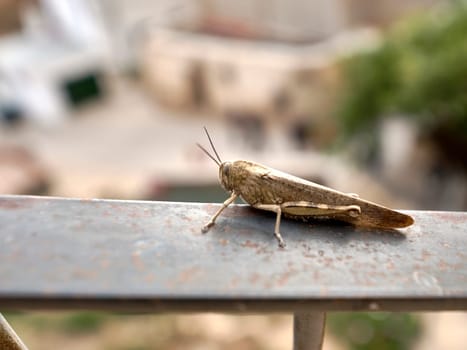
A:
[
  {"left": 6, "top": 313, "right": 297, "bottom": 350},
  {"left": 5, "top": 312, "right": 467, "bottom": 350}
]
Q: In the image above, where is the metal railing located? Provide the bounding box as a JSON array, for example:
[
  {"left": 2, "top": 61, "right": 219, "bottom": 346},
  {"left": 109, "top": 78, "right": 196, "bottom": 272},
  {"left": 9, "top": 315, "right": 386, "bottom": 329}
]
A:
[{"left": 1, "top": 195, "right": 466, "bottom": 349}]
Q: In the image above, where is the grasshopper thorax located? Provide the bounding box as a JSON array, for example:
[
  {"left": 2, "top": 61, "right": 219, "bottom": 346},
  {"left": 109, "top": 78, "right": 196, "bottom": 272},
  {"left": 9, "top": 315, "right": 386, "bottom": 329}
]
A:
[{"left": 219, "top": 161, "right": 233, "bottom": 192}]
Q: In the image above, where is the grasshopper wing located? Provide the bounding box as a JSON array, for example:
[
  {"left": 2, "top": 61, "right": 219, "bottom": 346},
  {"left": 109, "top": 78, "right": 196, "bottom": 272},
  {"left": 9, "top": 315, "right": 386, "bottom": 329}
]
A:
[{"left": 255, "top": 167, "right": 414, "bottom": 229}]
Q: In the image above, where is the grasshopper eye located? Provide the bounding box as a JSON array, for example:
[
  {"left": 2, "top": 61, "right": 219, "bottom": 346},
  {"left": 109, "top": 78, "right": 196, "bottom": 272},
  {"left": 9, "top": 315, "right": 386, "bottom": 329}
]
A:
[
  {"left": 219, "top": 162, "right": 233, "bottom": 191},
  {"left": 223, "top": 163, "right": 230, "bottom": 177}
]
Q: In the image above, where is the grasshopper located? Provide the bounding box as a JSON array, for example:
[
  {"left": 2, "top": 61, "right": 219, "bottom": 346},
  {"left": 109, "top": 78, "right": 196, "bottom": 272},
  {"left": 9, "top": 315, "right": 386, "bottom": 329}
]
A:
[{"left": 197, "top": 128, "right": 414, "bottom": 248}]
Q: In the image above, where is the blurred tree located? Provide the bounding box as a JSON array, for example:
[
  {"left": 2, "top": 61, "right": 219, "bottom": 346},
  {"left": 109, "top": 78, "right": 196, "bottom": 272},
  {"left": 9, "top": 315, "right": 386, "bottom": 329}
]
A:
[
  {"left": 328, "top": 312, "right": 422, "bottom": 350},
  {"left": 336, "top": 0, "right": 467, "bottom": 167}
]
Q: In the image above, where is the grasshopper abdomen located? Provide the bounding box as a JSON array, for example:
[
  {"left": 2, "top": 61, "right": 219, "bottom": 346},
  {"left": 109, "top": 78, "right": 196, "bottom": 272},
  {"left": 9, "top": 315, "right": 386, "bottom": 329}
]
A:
[{"left": 224, "top": 160, "right": 413, "bottom": 229}]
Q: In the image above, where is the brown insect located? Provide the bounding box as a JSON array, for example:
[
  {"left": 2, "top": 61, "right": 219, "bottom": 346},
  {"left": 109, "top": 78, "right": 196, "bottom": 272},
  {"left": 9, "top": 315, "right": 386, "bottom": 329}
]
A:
[{"left": 197, "top": 128, "right": 414, "bottom": 248}]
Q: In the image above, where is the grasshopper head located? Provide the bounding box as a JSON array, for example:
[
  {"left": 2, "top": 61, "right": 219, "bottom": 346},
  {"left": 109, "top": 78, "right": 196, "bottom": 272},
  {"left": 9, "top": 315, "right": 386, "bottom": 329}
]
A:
[
  {"left": 197, "top": 128, "right": 234, "bottom": 191},
  {"left": 219, "top": 161, "right": 233, "bottom": 192}
]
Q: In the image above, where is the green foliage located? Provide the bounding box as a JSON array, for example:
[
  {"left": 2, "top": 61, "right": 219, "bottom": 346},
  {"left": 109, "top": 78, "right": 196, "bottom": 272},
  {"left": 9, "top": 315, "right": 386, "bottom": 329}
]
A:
[
  {"left": 3, "top": 311, "right": 109, "bottom": 334},
  {"left": 338, "top": 43, "right": 400, "bottom": 134},
  {"left": 337, "top": 1, "right": 467, "bottom": 137},
  {"left": 328, "top": 312, "right": 422, "bottom": 350},
  {"left": 60, "top": 312, "right": 109, "bottom": 334}
]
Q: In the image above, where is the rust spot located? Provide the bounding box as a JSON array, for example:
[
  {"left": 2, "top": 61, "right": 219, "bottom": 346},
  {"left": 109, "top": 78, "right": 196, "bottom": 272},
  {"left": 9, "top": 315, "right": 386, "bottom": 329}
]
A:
[
  {"left": 263, "top": 280, "right": 273, "bottom": 289},
  {"left": 203, "top": 203, "right": 218, "bottom": 214},
  {"left": 222, "top": 224, "right": 234, "bottom": 234},
  {"left": 0, "top": 198, "right": 34, "bottom": 210},
  {"left": 132, "top": 251, "right": 145, "bottom": 271},
  {"left": 433, "top": 212, "right": 467, "bottom": 225},
  {"left": 128, "top": 210, "right": 138, "bottom": 218},
  {"left": 277, "top": 272, "right": 290, "bottom": 286},
  {"left": 323, "top": 257, "right": 334, "bottom": 266},
  {"left": 71, "top": 269, "right": 97, "bottom": 280},
  {"left": 248, "top": 272, "right": 261, "bottom": 284},
  {"left": 99, "top": 259, "right": 110, "bottom": 269},
  {"left": 218, "top": 238, "right": 229, "bottom": 246},
  {"left": 241, "top": 240, "right": 259, "bottom": 249},
  {"left": 228, "top": 276, "right": 241, "bottom": 289},
  {"left": 255, "top": 246, "right": 270, "bottom": 255},
  {"left": 421, "top": 249, "right": 432, "bottom": 260},
  {"left": 109, "top": 203, "right": 127, "bottom": 214},
  {"left": 438, "top": 259, "right": 449, "bottom": 271},
  {"left": 276, "top": 267, "right": 299, "bottom": 287},
  {"left": 276, "top": 273, "right": 289, "bottom": 286},
  {"left": 0, "top": 200, "right": 21, "bottom": 209},
  {"left": 177, "top": 267, "right": 200, "bottom": 283},
  {"left": 71, "top": 222, "right": 86, "bottom": 231},
  {"left": 144, "top": 273, "right": 156, "bottom": 283},
  {"left": 224, "top": 205, "right": 257, "bottom": 218}
]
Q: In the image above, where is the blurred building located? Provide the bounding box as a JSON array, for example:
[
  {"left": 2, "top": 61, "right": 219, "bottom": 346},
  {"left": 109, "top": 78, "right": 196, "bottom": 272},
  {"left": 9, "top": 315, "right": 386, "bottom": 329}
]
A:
[
  {"left": 0, "top": 0, "right": 110, "bottom": 124},
  {"left": 0, "top": 0, "right": 438, "bottom": 127},
  {"left": 343, "top": 0, "right": 439, "bottom": 27},
  {"left": 140, "top": 0, "right": 358, "bottom": 149},
  {"left": 138, "top": 0, "right": 438, "bottom": 148}
]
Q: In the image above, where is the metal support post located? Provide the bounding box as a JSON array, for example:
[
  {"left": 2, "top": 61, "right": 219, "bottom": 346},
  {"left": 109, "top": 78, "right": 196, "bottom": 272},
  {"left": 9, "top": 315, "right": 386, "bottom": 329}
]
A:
[
  {"left": 0, "top": 314, "right": 28, "bottom": 350},
  {"left": 293, "top": 312, "right": 326, "bottom": 350}
]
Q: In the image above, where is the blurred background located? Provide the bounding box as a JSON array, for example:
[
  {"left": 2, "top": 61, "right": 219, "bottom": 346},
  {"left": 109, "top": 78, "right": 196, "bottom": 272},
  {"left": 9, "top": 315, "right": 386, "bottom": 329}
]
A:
[{"left": 1, "top": 0, "right": 466, "bottom": 349}]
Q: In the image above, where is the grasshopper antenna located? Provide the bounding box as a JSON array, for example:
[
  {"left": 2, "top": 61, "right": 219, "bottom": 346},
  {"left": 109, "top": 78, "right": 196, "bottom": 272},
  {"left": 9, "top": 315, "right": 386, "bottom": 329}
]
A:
[
  {"left": 197, "top": 143, "right": 220, "bottom": 166},
  {"left": 203, "top": 127, "right": 222, "bottom": 163}
]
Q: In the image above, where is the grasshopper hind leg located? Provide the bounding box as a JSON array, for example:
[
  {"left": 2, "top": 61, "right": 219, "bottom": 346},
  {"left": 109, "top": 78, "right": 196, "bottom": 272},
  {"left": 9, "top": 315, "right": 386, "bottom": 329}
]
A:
[
  {"left": 255, "top": 202, "right": 362, "bottom": 248},
  {"left": 254, "top": 204, "right": 286, "bottom": 248}
]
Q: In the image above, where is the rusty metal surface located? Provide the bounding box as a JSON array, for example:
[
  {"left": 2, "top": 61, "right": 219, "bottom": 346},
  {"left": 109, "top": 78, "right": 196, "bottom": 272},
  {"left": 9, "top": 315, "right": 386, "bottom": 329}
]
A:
[{"left": 0, "top": 195, "right": 466, "bottom": 312}]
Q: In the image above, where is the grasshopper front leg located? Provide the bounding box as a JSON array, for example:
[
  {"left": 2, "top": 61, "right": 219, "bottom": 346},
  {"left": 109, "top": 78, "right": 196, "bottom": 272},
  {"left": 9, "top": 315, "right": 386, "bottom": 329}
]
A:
[
  {"left": 255, "top": 202, "right": 361, "bottom": 248},
  {"left": 202, "top": 192, "right": 238, "bottom": 233}
]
